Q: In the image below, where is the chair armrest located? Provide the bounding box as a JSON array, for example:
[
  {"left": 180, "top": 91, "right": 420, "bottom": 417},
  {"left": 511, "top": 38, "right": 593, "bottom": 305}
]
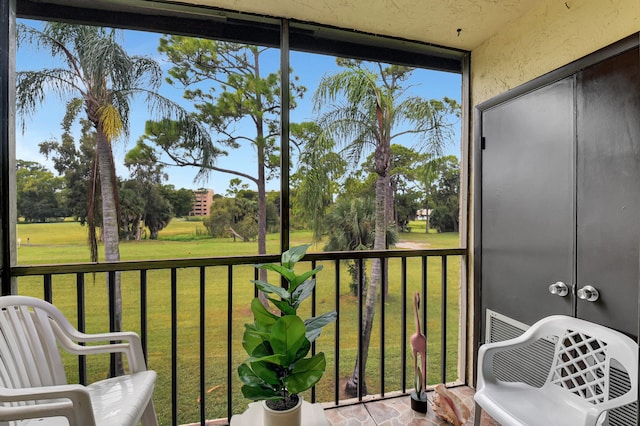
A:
[
  {"left": 597, "top": 387, "right": 638, "bottom": 412},
  {"left": 0, "top": 384, "right": 94, "bottom": 425},
  {"left": 26, "top": 298, "right": 148, "bottom": 375},
  {"left": 51, "top": 322, "right": 147, "bottom": 374},
  {"left": 476, "top": 328, "right": 545, "bottom": 389}
]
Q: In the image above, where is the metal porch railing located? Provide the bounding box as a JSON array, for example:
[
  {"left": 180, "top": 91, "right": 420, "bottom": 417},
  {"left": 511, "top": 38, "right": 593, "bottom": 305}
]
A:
[{"left": 10, "top": 248, "right": 466, "bottom": 425}]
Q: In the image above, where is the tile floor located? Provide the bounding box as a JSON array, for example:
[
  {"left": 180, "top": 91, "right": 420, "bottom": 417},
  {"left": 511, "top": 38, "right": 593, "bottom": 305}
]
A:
[
  {"left": 195, "top": 386, "right": 499, "bottom": 425},
  {"left": 323, "top": 387, "right": 498, "bottom": 426}
]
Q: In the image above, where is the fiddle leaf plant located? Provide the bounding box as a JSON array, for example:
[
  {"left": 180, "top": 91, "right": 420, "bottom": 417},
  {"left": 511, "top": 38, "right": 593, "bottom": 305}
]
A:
[{"left": 238, "top": 244, "right": 337, "bottom": 410}]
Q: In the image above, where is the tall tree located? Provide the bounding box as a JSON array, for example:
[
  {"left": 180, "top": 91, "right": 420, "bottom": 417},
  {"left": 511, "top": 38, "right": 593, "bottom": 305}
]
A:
[
  {"left": 324, "top": 196, "right": 397, "bottom": 296},
  {"left": 429, "top": 156, "right": 460, "bottom": 233},
  {"left": 291, "top": 122, "right": 347, "bottom": 239},
  {"left": 159, "top": 185, "right": 195, "bottom": 218},
  {"left": 152, "top": 37, "right": 305, "bottom": 281},
  {"left": 40, "top": 115, "right": 97, "bottom": 224},
  {"left": 124, "top": 140, "right": 173, "bottom": 239},
  {"left": 16, "top": 23, "right": 207, "bottom": 375},
  {"left": 125, "top": 140, "right": 168, "bottom": 186},
  {"left": 313, "top": 59, "right": 459, "bottom": 396},
  {"left": 203, "top": 197, "right": 237, "bottom": 238},
  {"left": 16, "top": 160, "right": 65, "bottom": 222},
  {"left": 119, "top": 179, "right": 146, "bottom": 240},
  {"left": 143, "top": 189, "right": 174, "bottom": 239},
  {"left": 414, "top": 154, "right": 442, "bottom": 233},
  {"left": 387, "top": 144, "right": 421, "bottom": 228}
]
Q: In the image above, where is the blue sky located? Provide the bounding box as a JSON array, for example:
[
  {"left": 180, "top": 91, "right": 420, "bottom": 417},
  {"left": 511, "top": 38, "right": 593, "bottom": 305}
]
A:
[{"left": 16, "top": 21, "right": 462, "bottom": 195}]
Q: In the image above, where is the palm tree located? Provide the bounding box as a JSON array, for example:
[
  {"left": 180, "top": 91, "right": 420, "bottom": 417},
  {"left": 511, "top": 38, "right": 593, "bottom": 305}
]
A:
[
  {"left": 313, "top": 59, "right": 458, "bottom": 396},
  {"left": 324, "top": 197, "right": 397, "bottom": 296},
  {"left": 16, "top": 23, "right": 208, "bottom": 375}
]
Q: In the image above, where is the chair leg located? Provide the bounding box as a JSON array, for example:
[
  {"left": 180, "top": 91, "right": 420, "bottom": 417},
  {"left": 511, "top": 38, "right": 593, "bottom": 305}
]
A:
[
  {"left": 474, "top": 402, "right": 482, "bottom": 426},
  {"left": 140, "top": 400, "right": 159, "bottom": 426}
]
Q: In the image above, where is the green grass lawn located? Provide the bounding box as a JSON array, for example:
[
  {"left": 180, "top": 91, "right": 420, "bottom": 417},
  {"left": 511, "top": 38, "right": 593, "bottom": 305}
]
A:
[{"left": 15, "top": 219, "right": 462, "bottom": 425}]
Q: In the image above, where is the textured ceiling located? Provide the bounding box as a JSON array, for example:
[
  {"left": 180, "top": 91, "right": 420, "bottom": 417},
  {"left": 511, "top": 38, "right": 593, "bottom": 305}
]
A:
[{"left": 184, "top": 0, "right": 539, "bottom": 50}]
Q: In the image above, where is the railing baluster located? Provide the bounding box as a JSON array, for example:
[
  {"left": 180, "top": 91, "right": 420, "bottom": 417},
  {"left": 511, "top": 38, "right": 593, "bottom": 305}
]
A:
[
  {"left": 401, "top": 257, "right": 407, "bottom": 393},
  {"left": 171, "top": 268, "right": 178, "bottom": 426},
  {"left": 200, "top": 266, "right": 206, "bottom": 426},
  {"left": 76, "top": 272, "right": 86, "bottom": 385},
  {"left": 254, "top": 267, "right": 259, "bottom": 299},
  {"left": 44, "top": 274, "right": 52, "bottom": 303},
  {"left": 421, "top": 256, "right": 428, "bottom": 389},
  {"left": 357, "top": 258, "right": 364, "bottom": 401},
  {"left": 227, "top": 265, "right": 234, "bottom": 423},
  {"left": 311, "top": 259, "right": 317, "bottom": 403},
  {"left": 380, "top": 257, "right": 386, "bottom": 397},
  {"left": 441, "top": 256, "right": 447, "bottom": 384},
  {"left": 334, "top": 258, "right": 340, "bottom": 406},
  {"left": 140, "top": 269, "right": 148, "bottom": 360},
  {"left": 108, "top": 271, "right": 116, "bottom": 378}
]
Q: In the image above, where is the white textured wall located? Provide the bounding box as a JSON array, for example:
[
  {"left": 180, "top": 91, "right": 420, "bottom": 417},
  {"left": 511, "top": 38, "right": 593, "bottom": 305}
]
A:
[{"left": 471, "top": 0, "right": 639, "bottom": 106}]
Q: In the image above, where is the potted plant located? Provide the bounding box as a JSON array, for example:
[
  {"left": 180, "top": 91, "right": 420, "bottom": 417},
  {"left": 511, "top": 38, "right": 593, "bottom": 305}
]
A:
[{"left": 237, "top": 244, "right": 337, "bottom": 426}]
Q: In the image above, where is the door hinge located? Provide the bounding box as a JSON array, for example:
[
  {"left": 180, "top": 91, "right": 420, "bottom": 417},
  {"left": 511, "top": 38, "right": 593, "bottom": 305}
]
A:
[{"left": 481, "top": 137, "right": 486, "bottom": 150}]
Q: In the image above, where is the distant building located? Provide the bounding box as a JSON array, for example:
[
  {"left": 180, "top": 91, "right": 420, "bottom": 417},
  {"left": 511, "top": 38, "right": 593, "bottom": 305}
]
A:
[
  {"left": 415, "top": 208, "right": 432, "bottom": 221},
  {"left": 190, "top": 188, "right": 214, "bottom": 216}
]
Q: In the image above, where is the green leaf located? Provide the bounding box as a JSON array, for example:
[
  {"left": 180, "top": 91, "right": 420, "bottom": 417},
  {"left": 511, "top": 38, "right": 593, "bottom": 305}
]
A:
[
  {"left": 238, "top": 361, "right": 281, "bottom": 399},
  {"left": 249, "top": 360, "right": 281, "bottom": 385},
  {"left": 304, "top": 311, "right": 338, "bottom": 342},
  {"left": 292, "top": 336, "right": 311, "bottom": 361},
  {"left": 245, "top": 338, "right": 311, "bottom": 371},
  {"left": 255, "top": 263, "right": 297, "bottom": 284},
  {"left": 292, "top": 352, "right": 326, "bottom": 374},
  {"left": 242, "top": 325, "right": 267, "bottom": 355},
  {"left": 250, "top": 341, "right": 273, "bottom": 358},
  {"left": 281, "top": 244, "right": 310, "bottom": 269},
  {"left": 250, "top": 298, "right": 278, "bottom": 326},
  {"left": 255, "top": 263, "right": 284, "bottom": 274},
  {"left": 241, "top": 383, "right": 281, "bottom": 401},
  {"left": 305, "top": 328, "right": 322, "bottom": 344},
  {"left": 268, "top": 297, "right": 296, "bottom": 315},
  {"left": 237, "top": 363, "right": 262, "bottom": 386},
  {"left": 291, "top": 278, "right": 316, "bottom": 308},
  {"left": 245, "top": 322, "right": 271, "bottom": 338},
  {"left": 289, "top": 266, "right": 323, "bottom": 291},
  {"left": 269, "top": 315, "right": 307, "bottom": 364},
  {"left": 284, "top": 353, "right": 326, "bottom": 395},
  {"left": 252, "top": 280, "right": 291, "bottom": 300}
]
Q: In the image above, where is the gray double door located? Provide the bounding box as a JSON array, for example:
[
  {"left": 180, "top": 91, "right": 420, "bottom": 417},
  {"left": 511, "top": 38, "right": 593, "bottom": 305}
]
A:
[{"left": 480, "top": 45, "right": 640, "bottom": 337}]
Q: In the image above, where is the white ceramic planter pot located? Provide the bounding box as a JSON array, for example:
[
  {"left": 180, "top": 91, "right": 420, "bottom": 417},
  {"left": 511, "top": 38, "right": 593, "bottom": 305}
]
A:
[{"left": 262, "top": 396, "right": 302, "bottom": 426}]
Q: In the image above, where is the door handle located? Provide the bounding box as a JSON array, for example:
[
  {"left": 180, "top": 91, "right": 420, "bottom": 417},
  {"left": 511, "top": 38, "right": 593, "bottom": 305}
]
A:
[
  {"left": 548, "top": 281, "right": 569, "bottom": 297},
  {"left": 577, "top": 285, "right": 600, "bottom": 302}
]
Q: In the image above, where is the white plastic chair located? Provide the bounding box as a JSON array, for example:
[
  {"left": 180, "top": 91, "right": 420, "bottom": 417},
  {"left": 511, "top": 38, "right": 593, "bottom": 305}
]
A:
[
  {"left": 0, "top": 296, "right": 158, "bottom": 426},
  {"left": 474, "top": 315, "right": 638, "bottom": 426}
]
